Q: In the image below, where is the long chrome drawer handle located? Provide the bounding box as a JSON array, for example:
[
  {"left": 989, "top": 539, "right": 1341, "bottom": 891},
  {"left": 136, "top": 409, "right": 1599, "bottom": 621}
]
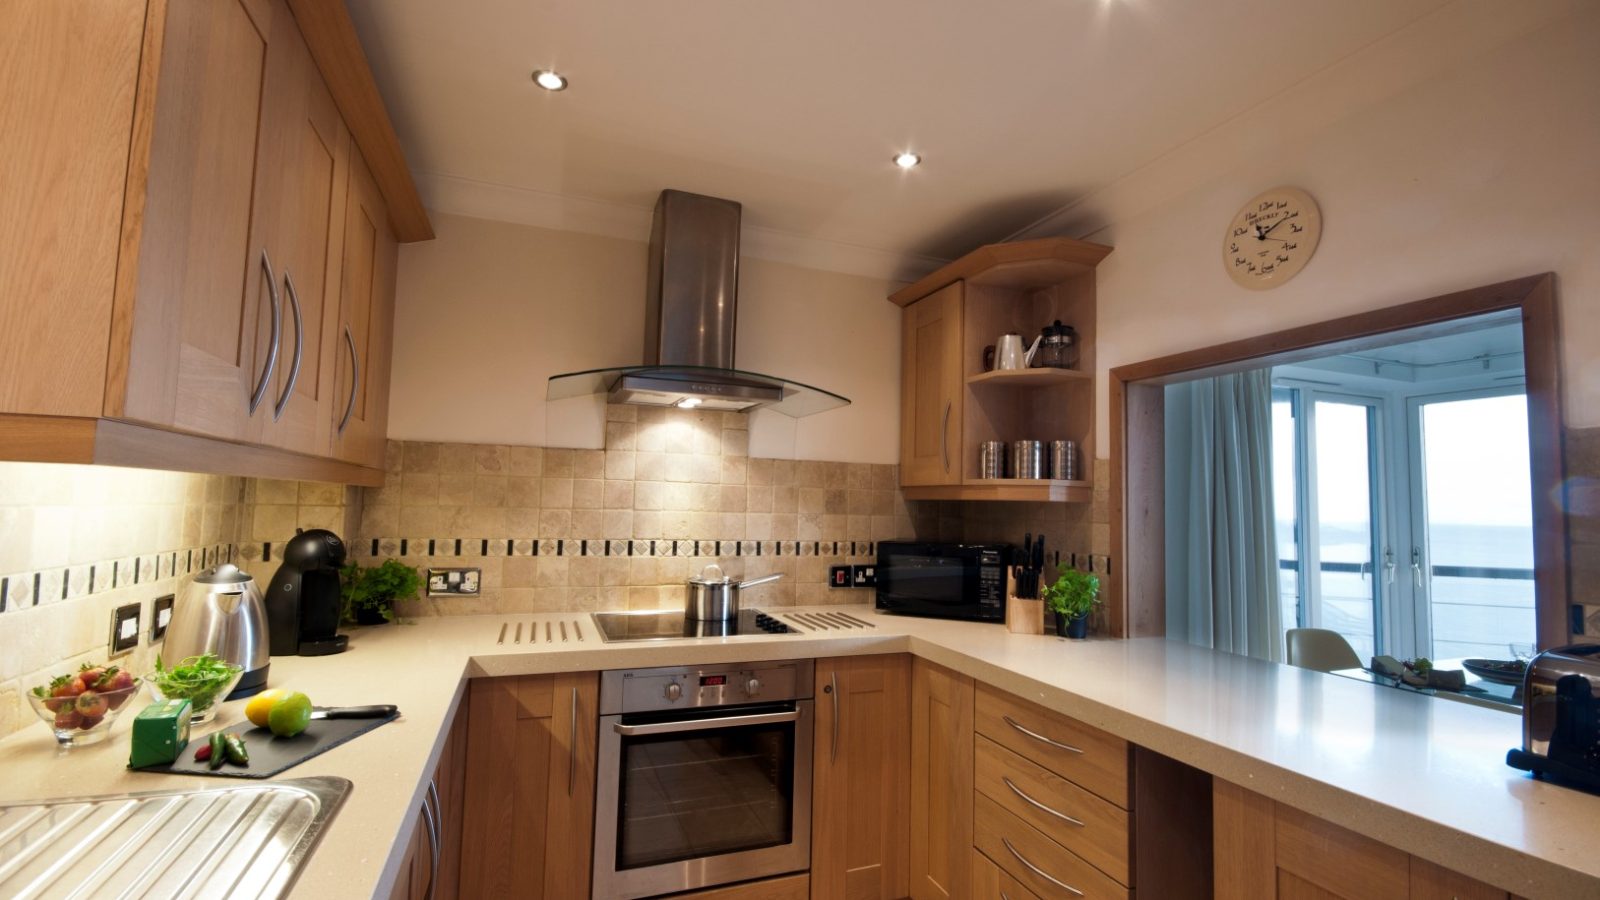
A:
[
  {"left": 1003, "top": 715, "right": 1083, "bottom": 754},
  {"left": 1002, "top": 777, "right": 1085, "bottom": 827},
  {"left": 613, "top": 709, "right": 799, "bottom": 737},
  {"left": 1001, "top": 837, "right": 1084, "bottom": 897}
]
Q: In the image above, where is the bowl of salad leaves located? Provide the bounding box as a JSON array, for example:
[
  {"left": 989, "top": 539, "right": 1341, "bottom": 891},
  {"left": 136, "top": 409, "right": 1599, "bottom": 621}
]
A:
[{"left": 146, "top": 653, "right": 243, "bottom": 723}]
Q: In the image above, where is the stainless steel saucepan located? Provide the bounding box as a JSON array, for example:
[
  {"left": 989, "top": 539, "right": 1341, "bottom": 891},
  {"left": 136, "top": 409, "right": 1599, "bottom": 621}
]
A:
[{"left": 686, "top": 564, "right": 783, "bottom": 621}]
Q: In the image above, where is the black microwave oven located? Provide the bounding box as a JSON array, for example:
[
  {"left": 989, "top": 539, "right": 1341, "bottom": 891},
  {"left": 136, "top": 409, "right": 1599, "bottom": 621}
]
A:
[{"left": 875, "top": 541, "right": 1011, "bottom": 621}]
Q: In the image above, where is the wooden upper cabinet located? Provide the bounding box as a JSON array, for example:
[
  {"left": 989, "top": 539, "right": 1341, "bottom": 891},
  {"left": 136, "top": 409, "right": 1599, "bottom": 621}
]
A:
[
  {"left": 113, "top": 0, "right": 274, "bottom": 441},
  {"left": 330, "top": 149, "right": 398, "bottom": 467},
  {"left": 811, "top": 655, "right": 911, "bottom": 900},
  {"left": 909, "top": 658, "right": 975, "bottom": 900},
  {"left": 0, "top": 0, "right": 146, "bottom": 417},
  {"left": 247, "top": 1, "right": 350, "bottom": 455},
  {"left": 0, "top": 0, "right": 426, "bottom": 484},
  {"left": 900, "top": 282, "right": 964, "bottom": 487}
]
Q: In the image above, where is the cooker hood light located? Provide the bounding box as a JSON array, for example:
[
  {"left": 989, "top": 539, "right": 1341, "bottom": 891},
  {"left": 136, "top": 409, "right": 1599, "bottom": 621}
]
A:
[{"left": 546, "top": 190, "right": 850, "bottom": 418}]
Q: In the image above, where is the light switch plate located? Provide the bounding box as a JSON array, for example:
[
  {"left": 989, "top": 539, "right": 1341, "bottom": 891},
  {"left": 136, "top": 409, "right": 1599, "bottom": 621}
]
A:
[
  {"left": 110, "top": 602, "right": 141, "bottom": 657},
  {"left": 151, "top": 594, "right": 174, "bottom": 642},
  {"left": 427, "top": 567, "right": 481, "bottom": 597}
]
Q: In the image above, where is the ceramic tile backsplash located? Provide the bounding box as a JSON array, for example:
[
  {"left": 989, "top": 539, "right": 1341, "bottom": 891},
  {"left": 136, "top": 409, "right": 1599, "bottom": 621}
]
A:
[
  {"left": 349, "top": 405, "right": 934, "bottom": 616},
  {"left": 0, "top": 464, "right": 244, "bottom": 740}
]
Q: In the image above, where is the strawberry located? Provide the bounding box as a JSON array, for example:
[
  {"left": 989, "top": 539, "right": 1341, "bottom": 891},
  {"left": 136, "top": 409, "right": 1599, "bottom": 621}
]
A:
[
  {"left": 75, "top": 690, "right": 108, "bottom": 719},
  {"left": 102, "top": 669, "right": 135, "bottom": 709},
  {"left": 38, "top": 675, "right": 74, "bottom": 712},
  {"left": 77, "top": 713, "right": 104, "bottom": 730},
  {"left": 54, "top": 708, "right": 83, "bottom": 730},
  {"left": 77, "top": 664, "right": 106, "bottom": 691}
]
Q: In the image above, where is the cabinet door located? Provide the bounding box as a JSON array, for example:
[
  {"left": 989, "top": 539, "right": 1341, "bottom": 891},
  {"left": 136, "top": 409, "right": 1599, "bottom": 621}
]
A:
[
  {"left": 114, "top": 0, "right": 275, "bottom": 439},
  {"left": 811, "top": 654, "right": 911, "bottom": 900},
  {"left": 432, "top": 691, "right": 470, "bottom": 900},
  {"left": 0, "top": 0, "right": 145, "bottom": 418},
  {"left": 1213, "top": 781, "right": 1510, "bottom": 900},
  {"left": 249, "top": 2, "right": 348, "bottom": 454},
  {"left": 459, "top": 672, "right": 599, "bottom": 899},
  {"left": 900, "top": 282, "right": 964, "bottom": 486},
  {"left": 329, "top": 148, "right": 397, "bottom": 466},
  {"left": 909, "top": 658, "right": 974, "bottom": 900}
]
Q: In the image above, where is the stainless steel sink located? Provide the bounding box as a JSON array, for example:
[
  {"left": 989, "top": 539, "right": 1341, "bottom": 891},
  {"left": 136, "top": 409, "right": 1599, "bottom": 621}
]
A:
[{"left": 0, "top": 776, "right": 350, "bottom": 899}]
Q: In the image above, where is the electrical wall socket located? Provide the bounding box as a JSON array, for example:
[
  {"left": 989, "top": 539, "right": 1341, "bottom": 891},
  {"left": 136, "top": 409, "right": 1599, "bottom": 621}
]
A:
[
  {"left": 428, "top": 567, "right": 481, "bottom": 597},
  {"left": 151, "top": 595, "right": 174, "bottom": 642},
  {"left": 850, "top": 565, "right": 877, "bottom": 588},
  {"left": 828, "top": 566, "right": 852, "bottom": 589},
  {"left": 110, "top": 603, "right": 141, "bottom": 656}
]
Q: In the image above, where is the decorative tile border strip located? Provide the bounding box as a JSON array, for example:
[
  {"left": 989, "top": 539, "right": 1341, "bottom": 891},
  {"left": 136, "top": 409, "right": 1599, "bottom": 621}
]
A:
[
  {"left": 0, "top": 543, "right": 236, "bottom": 614},
  {"left": 342, "top": 538, "right": 881, "bottom": 561}
]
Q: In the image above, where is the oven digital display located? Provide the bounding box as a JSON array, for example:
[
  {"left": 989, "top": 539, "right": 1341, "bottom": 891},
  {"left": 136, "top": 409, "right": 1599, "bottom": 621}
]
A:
[{"left": 699, "top": 675, "right": 727, "bottom": 687}]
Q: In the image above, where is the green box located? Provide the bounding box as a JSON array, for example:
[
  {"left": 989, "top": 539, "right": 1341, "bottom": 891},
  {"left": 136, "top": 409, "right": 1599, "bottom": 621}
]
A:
[{"left": 128, "top": 698, "right": 192, "bottom": 768}]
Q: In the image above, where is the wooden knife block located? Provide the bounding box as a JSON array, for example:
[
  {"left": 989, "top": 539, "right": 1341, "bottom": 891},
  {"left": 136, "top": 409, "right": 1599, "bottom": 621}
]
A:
[{"left": 1004, "top": 571, "right": 1044, "bottom": 635}]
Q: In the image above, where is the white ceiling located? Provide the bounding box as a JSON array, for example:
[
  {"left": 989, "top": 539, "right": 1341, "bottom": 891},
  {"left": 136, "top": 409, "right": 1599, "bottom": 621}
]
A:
[{"left": 348, "top": 0, "right": 1449, "bottom": 269}]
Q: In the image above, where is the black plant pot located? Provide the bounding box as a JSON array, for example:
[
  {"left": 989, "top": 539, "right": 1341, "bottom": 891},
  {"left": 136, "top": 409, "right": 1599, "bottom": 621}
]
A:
[
  {"left": 354, "top": 602, "right": 393, "bottom": 626},
  {"left": 1056, "top": 612, "right": 1089, "bottom": 639}
]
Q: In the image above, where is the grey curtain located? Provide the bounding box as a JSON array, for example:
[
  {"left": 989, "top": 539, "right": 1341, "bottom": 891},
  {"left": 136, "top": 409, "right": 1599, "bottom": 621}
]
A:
[{"left": 1164, "top": 368, "right": 1282, "bottom": 661}]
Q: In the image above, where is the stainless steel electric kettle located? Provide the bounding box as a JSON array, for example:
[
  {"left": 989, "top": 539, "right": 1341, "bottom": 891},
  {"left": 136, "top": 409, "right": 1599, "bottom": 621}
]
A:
[{"left": 164, "top": 563, "right": 270, "bottom": 700}]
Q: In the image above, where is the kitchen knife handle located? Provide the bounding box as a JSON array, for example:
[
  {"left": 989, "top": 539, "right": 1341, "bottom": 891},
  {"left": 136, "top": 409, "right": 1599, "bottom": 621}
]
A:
[{"left": 318, "top": 704, "right": 398, "bottom": 719}]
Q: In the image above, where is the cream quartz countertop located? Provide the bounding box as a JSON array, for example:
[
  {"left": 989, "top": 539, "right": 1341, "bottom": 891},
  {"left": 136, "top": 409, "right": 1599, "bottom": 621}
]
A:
[{"left": 2, "top": 607, "right": 1596, "bottom": 899}]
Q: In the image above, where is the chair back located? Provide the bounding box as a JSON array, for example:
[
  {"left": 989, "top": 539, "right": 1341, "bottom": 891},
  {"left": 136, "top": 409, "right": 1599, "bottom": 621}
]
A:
[{"left": 1285, "top": 628, "right": 1362, "bottom": 672}]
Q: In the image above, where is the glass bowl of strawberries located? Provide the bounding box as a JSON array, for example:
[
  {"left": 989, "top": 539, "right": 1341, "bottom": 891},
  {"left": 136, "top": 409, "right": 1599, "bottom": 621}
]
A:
[{"left": 27, "top": 664, "right": 142, "bottom": 747}]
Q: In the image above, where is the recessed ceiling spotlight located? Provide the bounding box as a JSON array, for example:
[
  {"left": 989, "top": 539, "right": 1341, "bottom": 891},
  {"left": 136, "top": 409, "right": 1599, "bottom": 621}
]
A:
[
  {"left": 893, "top": 152, "right": 922, "bottom": 170},
  {"left": 532, "top": 69, "right": 568, "bottom": 91}
]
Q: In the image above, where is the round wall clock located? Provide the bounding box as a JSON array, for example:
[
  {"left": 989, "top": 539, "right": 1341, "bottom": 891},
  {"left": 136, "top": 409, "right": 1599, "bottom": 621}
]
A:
[{"left": 1223, "top": 186, "right": 1321, "bottom": 289}]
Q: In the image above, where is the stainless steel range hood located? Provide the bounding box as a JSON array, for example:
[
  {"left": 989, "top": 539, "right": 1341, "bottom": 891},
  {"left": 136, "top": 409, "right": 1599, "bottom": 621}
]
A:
[{"left": 547, "top": 190, "right": 849, "bottom": 416}]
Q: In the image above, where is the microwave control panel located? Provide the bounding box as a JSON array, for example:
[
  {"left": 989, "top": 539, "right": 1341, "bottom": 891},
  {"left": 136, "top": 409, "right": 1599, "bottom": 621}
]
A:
[{"left": 977, "top": 549, "right": 1005, "bottom": 610}]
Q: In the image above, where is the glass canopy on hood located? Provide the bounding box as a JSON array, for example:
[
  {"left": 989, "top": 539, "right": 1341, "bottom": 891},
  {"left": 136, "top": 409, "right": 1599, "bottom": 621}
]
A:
[{"left": 546, "top": 364, "right": 850, "bottom": 417}]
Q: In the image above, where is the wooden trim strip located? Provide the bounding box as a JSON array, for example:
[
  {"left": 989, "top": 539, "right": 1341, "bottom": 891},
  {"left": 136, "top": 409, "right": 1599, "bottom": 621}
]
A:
[{"left": 284, "top": 0, "right": 433, "bottom": 242}]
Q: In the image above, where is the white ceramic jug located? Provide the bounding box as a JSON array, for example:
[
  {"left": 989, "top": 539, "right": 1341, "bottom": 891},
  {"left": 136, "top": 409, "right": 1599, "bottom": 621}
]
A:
[{"left": 995, "top": 333, "right": 1043, "bottom": 370}]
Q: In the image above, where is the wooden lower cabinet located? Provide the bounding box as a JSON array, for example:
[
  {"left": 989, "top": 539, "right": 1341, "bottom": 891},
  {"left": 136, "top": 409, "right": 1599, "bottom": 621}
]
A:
[
  {"left": 1213, "top": 780, "right": 1515, "bottom": 900},
  {"left": 388, "top": 689, "right": 469, "bottom": 900},
  {"left": 458, "top": 672, "right": 599, "bottom": 899},
  {"left": 811, "top": 654, "right": 911, "bottom": 900},
  {"left": 910, "top": 658, "right": 975, "bottom": 900}
]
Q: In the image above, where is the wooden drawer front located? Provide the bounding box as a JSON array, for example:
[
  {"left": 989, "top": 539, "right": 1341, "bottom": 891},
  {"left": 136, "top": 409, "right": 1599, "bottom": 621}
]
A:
[
  {"left": 671, "top": 872, "right": 809, "bottom": 899},
  {"left": 975, "top": 684, "right": 1130, "bottom": 808},
  {"left": 975, "top": 736, "right": 1130, "bottom": 885},
  {"left": 975, "top": 794, "right": 1129, "bottom": 900},
  {"left": 972, "top": 848, "right": 1043, "bottom": 900}
]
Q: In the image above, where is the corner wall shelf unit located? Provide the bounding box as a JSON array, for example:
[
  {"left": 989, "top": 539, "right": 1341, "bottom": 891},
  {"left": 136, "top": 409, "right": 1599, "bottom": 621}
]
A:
[{"left": 892, "top": 238, "right": 1111, "bottom": 503}]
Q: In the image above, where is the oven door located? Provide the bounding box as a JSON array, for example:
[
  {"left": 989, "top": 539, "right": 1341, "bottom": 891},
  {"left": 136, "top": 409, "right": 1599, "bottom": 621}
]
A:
[{"left": 593, "top": 700, "right": 814, "bottom": 899}]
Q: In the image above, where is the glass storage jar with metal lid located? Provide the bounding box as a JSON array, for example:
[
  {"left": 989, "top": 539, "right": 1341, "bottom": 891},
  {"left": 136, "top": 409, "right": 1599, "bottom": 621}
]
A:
[{"left": 1032, "top": 319, "right": 1079, "bottom": 369}]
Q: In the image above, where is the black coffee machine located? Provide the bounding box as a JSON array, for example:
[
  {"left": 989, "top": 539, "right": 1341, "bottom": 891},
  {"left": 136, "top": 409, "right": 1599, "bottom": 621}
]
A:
[{"left": 266, "top": 528, "right": 349, "bottom": 656}]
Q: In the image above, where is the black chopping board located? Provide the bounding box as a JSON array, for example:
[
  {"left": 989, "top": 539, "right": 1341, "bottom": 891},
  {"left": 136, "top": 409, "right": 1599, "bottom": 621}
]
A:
[{"left": 133, "top": 707, "right": 399, "bottom": 779}]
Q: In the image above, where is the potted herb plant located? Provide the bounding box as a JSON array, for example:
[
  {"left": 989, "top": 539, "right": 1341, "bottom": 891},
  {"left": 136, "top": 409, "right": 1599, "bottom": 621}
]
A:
[
  {"left": 341, "top": 559, "right": 423, "bottom": 625},
  {"left": 1042, "top": 565, "right": 1100, "bottom": 639}
]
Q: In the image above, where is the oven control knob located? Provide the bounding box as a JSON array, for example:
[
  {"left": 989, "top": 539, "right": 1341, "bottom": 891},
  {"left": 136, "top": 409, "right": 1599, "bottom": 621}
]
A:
[
  {"left": 665, "top": 683, "right": 682, "bottom": 701},
  {"left": 746, "top": 677, "right": 762, "bottom": 695}
]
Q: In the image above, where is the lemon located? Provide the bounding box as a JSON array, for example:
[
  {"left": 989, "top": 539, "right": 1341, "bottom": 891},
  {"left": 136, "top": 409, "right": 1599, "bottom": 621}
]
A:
[
  {"left": 267, "top": 691, "right": 313, "bottom": 737},
  {"left": 245, "top": 689, "right": 288, "bottom": 728}
]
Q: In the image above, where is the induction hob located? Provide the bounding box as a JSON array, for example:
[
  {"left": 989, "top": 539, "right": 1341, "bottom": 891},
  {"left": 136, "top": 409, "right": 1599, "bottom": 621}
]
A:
[{"left": 591, "top": 608, "right": 796, "bottom": 643}]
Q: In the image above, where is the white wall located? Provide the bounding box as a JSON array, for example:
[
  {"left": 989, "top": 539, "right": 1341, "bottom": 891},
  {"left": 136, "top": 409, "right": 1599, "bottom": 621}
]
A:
[
  {"left": 1018, "top": 0, "right": 1600, "bottom": 456},
  {"left": 386, "top": 212, "right": 902, "bottom": 463}
]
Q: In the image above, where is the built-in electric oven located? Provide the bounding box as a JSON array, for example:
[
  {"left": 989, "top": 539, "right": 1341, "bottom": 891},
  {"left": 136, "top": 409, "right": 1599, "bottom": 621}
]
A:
[
  {"left": 875, "top": 540, "right": 1012, "bottom": 621},
  {"left": 593, "top": 660, "right": 813, "bottom": 899}
]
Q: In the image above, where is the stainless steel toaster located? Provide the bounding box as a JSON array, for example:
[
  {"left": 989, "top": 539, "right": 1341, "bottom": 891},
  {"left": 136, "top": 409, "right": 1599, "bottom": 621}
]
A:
[{"left": 1506, "top": 644, "right": 1600, "bottom": 792}]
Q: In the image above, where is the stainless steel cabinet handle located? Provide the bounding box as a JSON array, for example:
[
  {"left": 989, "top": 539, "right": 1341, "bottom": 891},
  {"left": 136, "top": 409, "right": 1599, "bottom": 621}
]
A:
[
  {"left": 1001, "top": 837, "right": 1083, "bottom": 897},
  {"left": 941, "top": 401, "right": 951, "bottom": 472},
  {"left": 337, "top": 325, "right": 360, "bottom": 435},
  {"left": 613, "top": 709, "right": 799, "bottom": 737},
  {"left": 1003, "top": 715, "right": 1083, "bottom": 754},
  {"left": 568, "top": 687, "right": 578, "bottom": 796},
  {"left": 420, "top": 782, "right": 440, "bottom": 900},
  {"left": 427, "top": 778, "right": 442, "bottom": 822},
  {"left": 1002, "top": 776, "right": 1085, "bottom": 827},
  {"left": 829, "top": 671, "right": 839, "bottom": 764},
  {"left": 248, "top": 249, "right": 282, "bottom": 416},
  {"left": 272, "top": 270, "right": 305, "bottom": 421}
]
